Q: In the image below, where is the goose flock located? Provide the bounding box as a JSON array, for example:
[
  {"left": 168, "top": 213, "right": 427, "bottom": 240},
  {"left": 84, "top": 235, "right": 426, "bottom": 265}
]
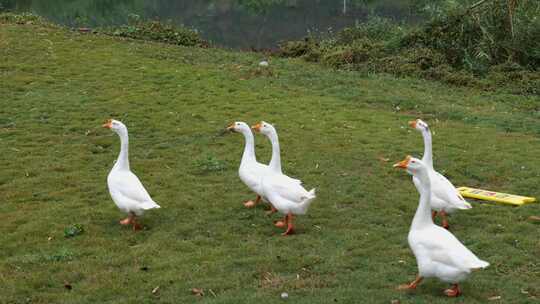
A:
[{"left": 103, "top": 117, "right": 490, "bottom": 297}]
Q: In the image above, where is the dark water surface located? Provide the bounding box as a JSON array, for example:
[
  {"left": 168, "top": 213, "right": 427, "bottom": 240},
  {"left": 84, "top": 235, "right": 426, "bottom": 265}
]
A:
[{"left": 3, "top": 0, "right": 421, "bottom": 49}]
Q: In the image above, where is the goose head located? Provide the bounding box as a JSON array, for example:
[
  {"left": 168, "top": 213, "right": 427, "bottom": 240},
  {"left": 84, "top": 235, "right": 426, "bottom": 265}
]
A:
[
  {"left": 409, "top": 119, "right": 429, "bottom": 132},
  {"left": 251, "top": 121, "right": 275, "bottom": 136},
  {"left": 102, "top": 119, "right": 127, "bottom": 135},
  {"left": 393, "top": 155, "right": 428, "bottom": 177},
  {"left": 226, "top": 121, "right": 251, "bottom": 134}
]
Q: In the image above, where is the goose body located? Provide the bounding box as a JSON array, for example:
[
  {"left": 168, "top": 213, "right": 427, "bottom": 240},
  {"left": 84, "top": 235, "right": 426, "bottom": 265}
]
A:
[
  {"left": 228, "top": 121, "right": 271, "bottom": 207},
  {"left": 262, "top": 174, "right": 316, "bottom": 216},
  {"left": 103, "top": 119, "right": 160, "bottom": 230},
  {"left": 412, "top": 170, "right": 471, "bottom": 213},
  {"left": 408, "top": 224, "right": 489, "bottom": 283},
  {"left": 252, "top": 121, "right": 316, "bottom": 235},
  {"left": 395, "top": 156, "right": 488, "bottom": 296},
  {"left": 410, "top": 119, "right": 471, "bottom": 228},
  {"left": 107, "top": 170, "right": 160, "bottom": 216}
]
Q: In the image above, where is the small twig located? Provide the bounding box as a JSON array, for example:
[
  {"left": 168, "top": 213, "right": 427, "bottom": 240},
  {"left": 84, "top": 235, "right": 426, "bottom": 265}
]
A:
[{"left": 468, "top": 0, "right": 491, "bottom": 12}]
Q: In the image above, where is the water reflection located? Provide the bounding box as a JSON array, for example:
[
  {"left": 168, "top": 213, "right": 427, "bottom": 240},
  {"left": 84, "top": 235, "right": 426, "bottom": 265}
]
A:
[{"left": 3, "top": 0, "right": 420, "bottom": 49}]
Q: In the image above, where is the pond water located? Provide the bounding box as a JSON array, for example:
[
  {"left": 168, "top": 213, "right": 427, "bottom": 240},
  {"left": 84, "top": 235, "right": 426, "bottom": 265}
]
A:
[{"left": 3, "top": 0, "right": 422, "bottom": 49}]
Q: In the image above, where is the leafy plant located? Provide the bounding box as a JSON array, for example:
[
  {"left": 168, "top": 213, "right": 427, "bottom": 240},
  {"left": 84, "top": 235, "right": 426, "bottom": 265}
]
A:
[
  {"left": 64, "top": 224, "right": 84, "bottom": 238},
  {"left": 195, "top": 155, "right": 227, "bottom": 173},
  {"left": 103, "top": 16, "right": 207, "bottom": 47},
  {"left": 278, "top": 1, "right": 540, "bottom": 95},
  {"left": 0, "top": 12, "right": 50, "bottom": 25}
]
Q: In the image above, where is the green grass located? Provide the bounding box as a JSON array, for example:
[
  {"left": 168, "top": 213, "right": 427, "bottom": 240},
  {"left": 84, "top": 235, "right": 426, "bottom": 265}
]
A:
[{"left": 1, "top": 22, "right": 539, "bottom": 304}]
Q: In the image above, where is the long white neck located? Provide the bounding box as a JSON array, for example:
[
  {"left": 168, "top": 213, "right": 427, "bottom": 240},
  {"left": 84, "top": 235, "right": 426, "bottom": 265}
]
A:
[
  {"left": 411, "top": 170, "right": 434, "bottom": 229},
  {"left": 240, "top": 129, "right": 257, "bottom": 164},
  {"left": 113, "top": 130, "right": 130, "bottom": 171},
  {"left": 267, "top": 130, "right": 282, "bottom": 174},
  {"left": 421, "top": 129, "right": 434, "bottom": 170}
]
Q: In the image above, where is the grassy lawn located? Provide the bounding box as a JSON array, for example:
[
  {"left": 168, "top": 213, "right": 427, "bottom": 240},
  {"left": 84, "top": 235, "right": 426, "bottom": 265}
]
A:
[{"left": 1, "top": 23, "right": 539, "bottom": 303}]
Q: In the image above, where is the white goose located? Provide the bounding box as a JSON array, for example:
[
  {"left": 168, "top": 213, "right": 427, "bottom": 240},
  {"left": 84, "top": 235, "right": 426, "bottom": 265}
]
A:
[
  {"left": 251, "top": 122, "right": 316, "bottom": 235},
  {"left": 251, "top": 121, "right": 301, "bottom": 214},
  {"left": 409, "top": 119, "right": 471, "bottom": 229},
  {"left": 103, "top": 119, "right": 160, "bottom": 231},
  {"left": 394, "top": 156, "right": 489, "bottom": 297},
  {"left": 227, "top": 121, "right": 270, "bottom": 208}
]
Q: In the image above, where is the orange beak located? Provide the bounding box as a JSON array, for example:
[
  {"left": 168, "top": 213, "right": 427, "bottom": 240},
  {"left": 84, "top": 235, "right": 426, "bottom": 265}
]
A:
[
  {"left": 251, "top": 122, "right": 262, "bottom": 132},
  {"left": 102, "top": 119, "right": 112, "bottom": 129},
  {"left": 393, "top": 155, "right": 411, "bottom": 169},
  {"left": 408, "top": 120, "right": 417, "bottom": 128},
  {"left": 226, "top": 123, "right": 235, "bottom": 131}
]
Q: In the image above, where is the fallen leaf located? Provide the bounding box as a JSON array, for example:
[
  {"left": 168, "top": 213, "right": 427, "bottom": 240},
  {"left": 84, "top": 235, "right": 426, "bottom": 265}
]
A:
[
  {"left": 378, "top": 156, "right": 390, "bottom": 162},
  {"left": 391, "top": 300, "right": 400, "bottom": 304},
  {"left": 488, "top": 295, "right": 501, "bottom": 300},
  {"left": 191, "top": 288, "right": 204, "bottom": 297},
  {"left": 152, "top": 286, "right": 160, "bottom": 295},
  {"left": 528, "top": 216, "right": 540, "bottom": 222},
  {"left": 64, "top": 282, "right": 72, "bottom": 290}
]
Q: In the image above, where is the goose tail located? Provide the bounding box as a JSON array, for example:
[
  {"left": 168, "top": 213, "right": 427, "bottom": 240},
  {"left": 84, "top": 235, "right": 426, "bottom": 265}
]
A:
[
  {"left": 471, "top": 260, "right": 489, "bottom": 271},
  {"left": 140, "top": 200, "right": 161, "bottom": 210},
  {"left": 298, "top": 189, "right": 316, "bottom": 214}
]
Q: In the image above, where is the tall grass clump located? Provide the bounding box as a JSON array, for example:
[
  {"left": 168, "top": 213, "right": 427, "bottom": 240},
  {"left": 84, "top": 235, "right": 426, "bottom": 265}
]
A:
[
  {"left": 102, "top": 14, "right": 207, "bottom": 47},
  {"left": 0, "top": 12, "right": 51, "bottom": 26}
]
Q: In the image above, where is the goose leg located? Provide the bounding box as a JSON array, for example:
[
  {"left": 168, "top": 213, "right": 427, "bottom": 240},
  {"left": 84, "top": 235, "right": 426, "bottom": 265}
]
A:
[
  {"left": 266, "top": 205, "right": 278, "bottom": 216},
  {"left": 398, "top": 276, "right": 423, "bottom": 290},
  {"left": 274, "top": 215, "right": 287, "bottom": 228},
  {"left": 440, "top": 211, "right": 449, "bottom": 229},
  {"left": 131, "top": 216, "right": 142, "bottom": 231},
  {"left": 444, "top": 284, "right": 461, "bottom": 297},
  {"left": 282, "top": 213, "right": 295, "bottom": 236},
  {"left": 244, "top": 195, "right": 261, "bottom": 208},
  {"left": 120, "top": 213, "right": 134, "bottom": 226}
]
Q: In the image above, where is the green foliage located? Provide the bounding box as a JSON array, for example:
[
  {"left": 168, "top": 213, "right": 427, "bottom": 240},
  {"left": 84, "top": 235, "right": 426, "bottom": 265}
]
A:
[
  {"left": 103, "top": 14, "right": 207, "bottom": 47},
  {"left": 64, "top": 224, "right": 84, "bottom": 238},
  {"left": 195, "top": 155, "right": 227, "bottom": 174},
  {"left": 336, "top": 16, "right": 406, "bottom": 45},
  {"left": 279, "top": 1, "right": 540, "bottom": 95},
  {"left": 0, "top": 12, "right": 49, "bottom": 25}
]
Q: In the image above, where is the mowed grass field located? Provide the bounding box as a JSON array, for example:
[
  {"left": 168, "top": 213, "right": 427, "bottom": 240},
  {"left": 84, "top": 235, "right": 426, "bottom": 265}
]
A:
[{"left": 1, "top": 23, "right": 539, "bottom": 303}]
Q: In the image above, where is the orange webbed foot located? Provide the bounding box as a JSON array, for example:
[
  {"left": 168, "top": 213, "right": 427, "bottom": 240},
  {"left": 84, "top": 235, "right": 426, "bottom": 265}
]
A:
[
  {"left": 281, "top": 213, "right": 295, "bottom": 236},
  {"left": 132, "top": 222, "right": 142, "bottom": 231},
  {"left": 397, "top": 276, "right": 423, "bottom": 291},
  {"left": 274, "top": 220, "right": 286, "bottom": 228},
  {"left": 444, "top": 284, "right": 461, "bottom": 297},
  {"left": 243, "top": 200, "right": 256, "bottom": 208},
  {"left": 281, "top": 227, "right": 295, "bottom": 236},
  {"left": 397, "top": 284, "right": 416, "bottom": 290},
  {"left": 120, "top": 218, "right": 132, "bottom": 225}
]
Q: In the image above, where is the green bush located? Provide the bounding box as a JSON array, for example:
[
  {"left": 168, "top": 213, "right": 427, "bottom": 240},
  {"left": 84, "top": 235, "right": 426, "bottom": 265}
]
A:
[
  {"left": 278, "top": 1, "right": 540, "bottom": 95},
  {"left": 0, "top": 12, "right": 50, "bottom": 25},
  {"left": 104, "top": 14, "right": 207, "bottom": 47},
  {"left": 335, "top": 16, "right": 406, "bottom": 46}
]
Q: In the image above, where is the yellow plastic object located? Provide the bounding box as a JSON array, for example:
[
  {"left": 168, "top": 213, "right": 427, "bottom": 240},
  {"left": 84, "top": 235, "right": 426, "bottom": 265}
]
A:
[{"left": 457, "top": 187, "right": 537, "bottom": 206}]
